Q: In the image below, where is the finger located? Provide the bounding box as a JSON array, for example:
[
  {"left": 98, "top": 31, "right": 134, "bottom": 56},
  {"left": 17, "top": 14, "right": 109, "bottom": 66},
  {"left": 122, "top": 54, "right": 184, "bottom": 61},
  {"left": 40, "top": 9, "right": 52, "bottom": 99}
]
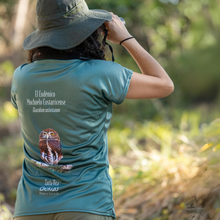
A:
[
  {"left": 104, "top": 21, "right": 110, "bottom": 28},
  {"left": 115, "top": 15, "right": 120, "bottom": 20},
  {"left": 110, "top": 12, "right": 116, "bottom": 18},
  {"left": 110, "top": 12, "right": 119, "bottom": 20}
]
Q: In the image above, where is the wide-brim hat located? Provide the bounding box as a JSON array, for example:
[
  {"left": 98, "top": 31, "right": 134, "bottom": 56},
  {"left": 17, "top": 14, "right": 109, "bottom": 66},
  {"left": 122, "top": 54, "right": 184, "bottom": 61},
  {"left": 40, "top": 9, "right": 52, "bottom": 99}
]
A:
[{"left": 23, "top": 0, "right": 112, "bottom": 50}]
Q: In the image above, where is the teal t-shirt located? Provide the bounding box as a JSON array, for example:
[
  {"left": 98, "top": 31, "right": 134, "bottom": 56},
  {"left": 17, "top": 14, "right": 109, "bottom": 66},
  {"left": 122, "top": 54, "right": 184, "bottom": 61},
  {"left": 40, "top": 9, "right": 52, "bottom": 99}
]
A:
[{"left": 11, "top": 59, "right": 133, "bottom": 219}]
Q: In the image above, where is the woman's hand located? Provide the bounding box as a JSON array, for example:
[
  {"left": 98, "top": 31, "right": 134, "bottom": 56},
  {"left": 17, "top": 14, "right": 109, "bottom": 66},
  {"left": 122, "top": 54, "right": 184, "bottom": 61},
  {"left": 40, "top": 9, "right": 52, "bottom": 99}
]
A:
[{"left": 104, "top": 12, "right": 132, "bottom": 44}]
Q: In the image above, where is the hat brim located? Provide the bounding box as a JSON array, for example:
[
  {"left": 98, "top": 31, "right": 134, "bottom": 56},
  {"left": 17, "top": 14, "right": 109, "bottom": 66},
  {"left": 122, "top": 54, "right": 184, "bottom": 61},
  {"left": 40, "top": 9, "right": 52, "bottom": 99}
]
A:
[{"left": 23, "top": 9, "right": 112, "bottom": 50}]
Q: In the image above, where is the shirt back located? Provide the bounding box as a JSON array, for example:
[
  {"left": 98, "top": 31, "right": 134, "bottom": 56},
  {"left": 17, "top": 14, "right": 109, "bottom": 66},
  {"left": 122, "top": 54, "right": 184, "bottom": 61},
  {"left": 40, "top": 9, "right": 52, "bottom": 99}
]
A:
[{"left": 11, "top": 59, "right": 133, "bottom": 219}]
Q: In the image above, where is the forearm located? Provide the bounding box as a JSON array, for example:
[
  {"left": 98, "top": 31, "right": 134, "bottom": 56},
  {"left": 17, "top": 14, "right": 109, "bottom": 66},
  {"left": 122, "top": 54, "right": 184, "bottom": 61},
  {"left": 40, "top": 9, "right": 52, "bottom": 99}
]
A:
[{"left": 122, "top": 38, "right": 172, "bottom": 85}]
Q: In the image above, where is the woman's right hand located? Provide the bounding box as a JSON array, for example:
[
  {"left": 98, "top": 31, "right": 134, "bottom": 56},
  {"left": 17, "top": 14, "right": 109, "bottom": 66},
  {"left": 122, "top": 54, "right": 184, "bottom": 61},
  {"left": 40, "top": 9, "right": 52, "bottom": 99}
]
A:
[{"left": 104, "top": 12, "right": 132, "bottom": 44}]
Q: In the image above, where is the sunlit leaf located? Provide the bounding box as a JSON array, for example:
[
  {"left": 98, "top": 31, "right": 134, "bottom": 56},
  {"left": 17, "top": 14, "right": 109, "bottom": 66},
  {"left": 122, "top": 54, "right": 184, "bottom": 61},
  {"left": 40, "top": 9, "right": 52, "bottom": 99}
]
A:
[
  {"left": 109, "top": 164, "right": 115, "bottom": 178},
  {"left": 1, "top": 101, "right": 18, "bottom": 122},
  {"left": 200, "top": 143, "right": 213, "bottom": 152},
  {"left": 0, "top": 60, "right": 14, "bottom": 76}
]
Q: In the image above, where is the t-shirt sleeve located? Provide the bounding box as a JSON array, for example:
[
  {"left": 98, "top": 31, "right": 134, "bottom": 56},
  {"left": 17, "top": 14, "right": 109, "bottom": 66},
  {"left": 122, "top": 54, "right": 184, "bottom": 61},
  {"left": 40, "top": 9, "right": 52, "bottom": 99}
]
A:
[
  {"left": 11, "top": 69, "right": 18, "bottom": 109},
  {"left": 98, "top": 62, "right": 133, "bottom": 105}
]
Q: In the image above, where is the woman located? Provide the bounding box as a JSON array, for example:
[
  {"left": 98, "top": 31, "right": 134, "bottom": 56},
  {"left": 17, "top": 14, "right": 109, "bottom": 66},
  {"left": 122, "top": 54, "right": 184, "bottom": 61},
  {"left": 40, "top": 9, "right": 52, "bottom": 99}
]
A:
[{"left": 11, "top": 0, "right": 174, "bottom": 219}]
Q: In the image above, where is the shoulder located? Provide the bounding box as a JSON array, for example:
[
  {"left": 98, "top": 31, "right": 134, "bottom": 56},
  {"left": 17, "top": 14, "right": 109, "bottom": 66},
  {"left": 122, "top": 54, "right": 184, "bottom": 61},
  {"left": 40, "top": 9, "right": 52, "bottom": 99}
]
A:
[
  {"left": 12, "top": 63, "right": 29, "bottom": 82},
  {"left": 15, "top": 63, "right": 29, "bottom": 72},
  {"left": 86, "top": 60, "right": 124, "bottom": 70},
  {"left": 13, "top": 63, "right": 29, "bottom": 76},
  {"left": 85, "top": 60, "right": 133, "bottom": 76}
]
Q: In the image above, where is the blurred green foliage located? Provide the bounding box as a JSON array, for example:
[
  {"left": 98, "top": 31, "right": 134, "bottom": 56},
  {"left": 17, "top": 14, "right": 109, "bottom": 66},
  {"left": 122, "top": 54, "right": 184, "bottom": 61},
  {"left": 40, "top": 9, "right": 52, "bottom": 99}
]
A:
[{"left": 0, "top": 61, "right": 18, "bottom": 128}]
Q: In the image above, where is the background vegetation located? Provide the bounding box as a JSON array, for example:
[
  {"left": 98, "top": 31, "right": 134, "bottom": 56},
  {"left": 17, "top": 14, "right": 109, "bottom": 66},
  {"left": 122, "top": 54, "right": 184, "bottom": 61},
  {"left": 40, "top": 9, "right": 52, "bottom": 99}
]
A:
[{"left": 1, "top": 0, "right": 220, "bottom": 219}]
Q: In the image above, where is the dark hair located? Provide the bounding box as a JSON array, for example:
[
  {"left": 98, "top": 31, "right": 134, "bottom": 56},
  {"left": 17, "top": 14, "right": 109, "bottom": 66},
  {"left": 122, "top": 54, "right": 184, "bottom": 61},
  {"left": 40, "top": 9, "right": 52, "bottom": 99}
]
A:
[{"left": 28, "top": 24, "right": 107, "bottom": 63}]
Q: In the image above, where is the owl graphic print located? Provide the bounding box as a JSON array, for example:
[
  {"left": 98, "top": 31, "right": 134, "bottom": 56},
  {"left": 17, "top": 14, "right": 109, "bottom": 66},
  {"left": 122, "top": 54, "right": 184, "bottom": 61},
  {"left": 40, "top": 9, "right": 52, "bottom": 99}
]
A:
[
  {"left": 39, "top": 128, "right": 63, "bottom": 165},
  {"left": 32, "top": 128, "right": 73, "bottom": 173}
]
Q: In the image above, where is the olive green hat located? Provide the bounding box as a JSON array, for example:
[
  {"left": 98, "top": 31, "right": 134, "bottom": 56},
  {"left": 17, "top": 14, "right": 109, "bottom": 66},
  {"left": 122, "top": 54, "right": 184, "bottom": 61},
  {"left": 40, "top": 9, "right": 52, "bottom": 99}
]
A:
[{"left": 23, "top": 0, "right": 112, "bottom": 50}]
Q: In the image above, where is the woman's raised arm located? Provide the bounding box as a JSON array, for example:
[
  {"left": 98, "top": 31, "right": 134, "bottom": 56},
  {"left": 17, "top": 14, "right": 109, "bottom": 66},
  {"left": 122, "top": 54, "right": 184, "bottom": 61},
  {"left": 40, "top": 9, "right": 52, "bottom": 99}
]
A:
[{"left": 105, "top": 13, "right": 174, "bottom": 99}]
